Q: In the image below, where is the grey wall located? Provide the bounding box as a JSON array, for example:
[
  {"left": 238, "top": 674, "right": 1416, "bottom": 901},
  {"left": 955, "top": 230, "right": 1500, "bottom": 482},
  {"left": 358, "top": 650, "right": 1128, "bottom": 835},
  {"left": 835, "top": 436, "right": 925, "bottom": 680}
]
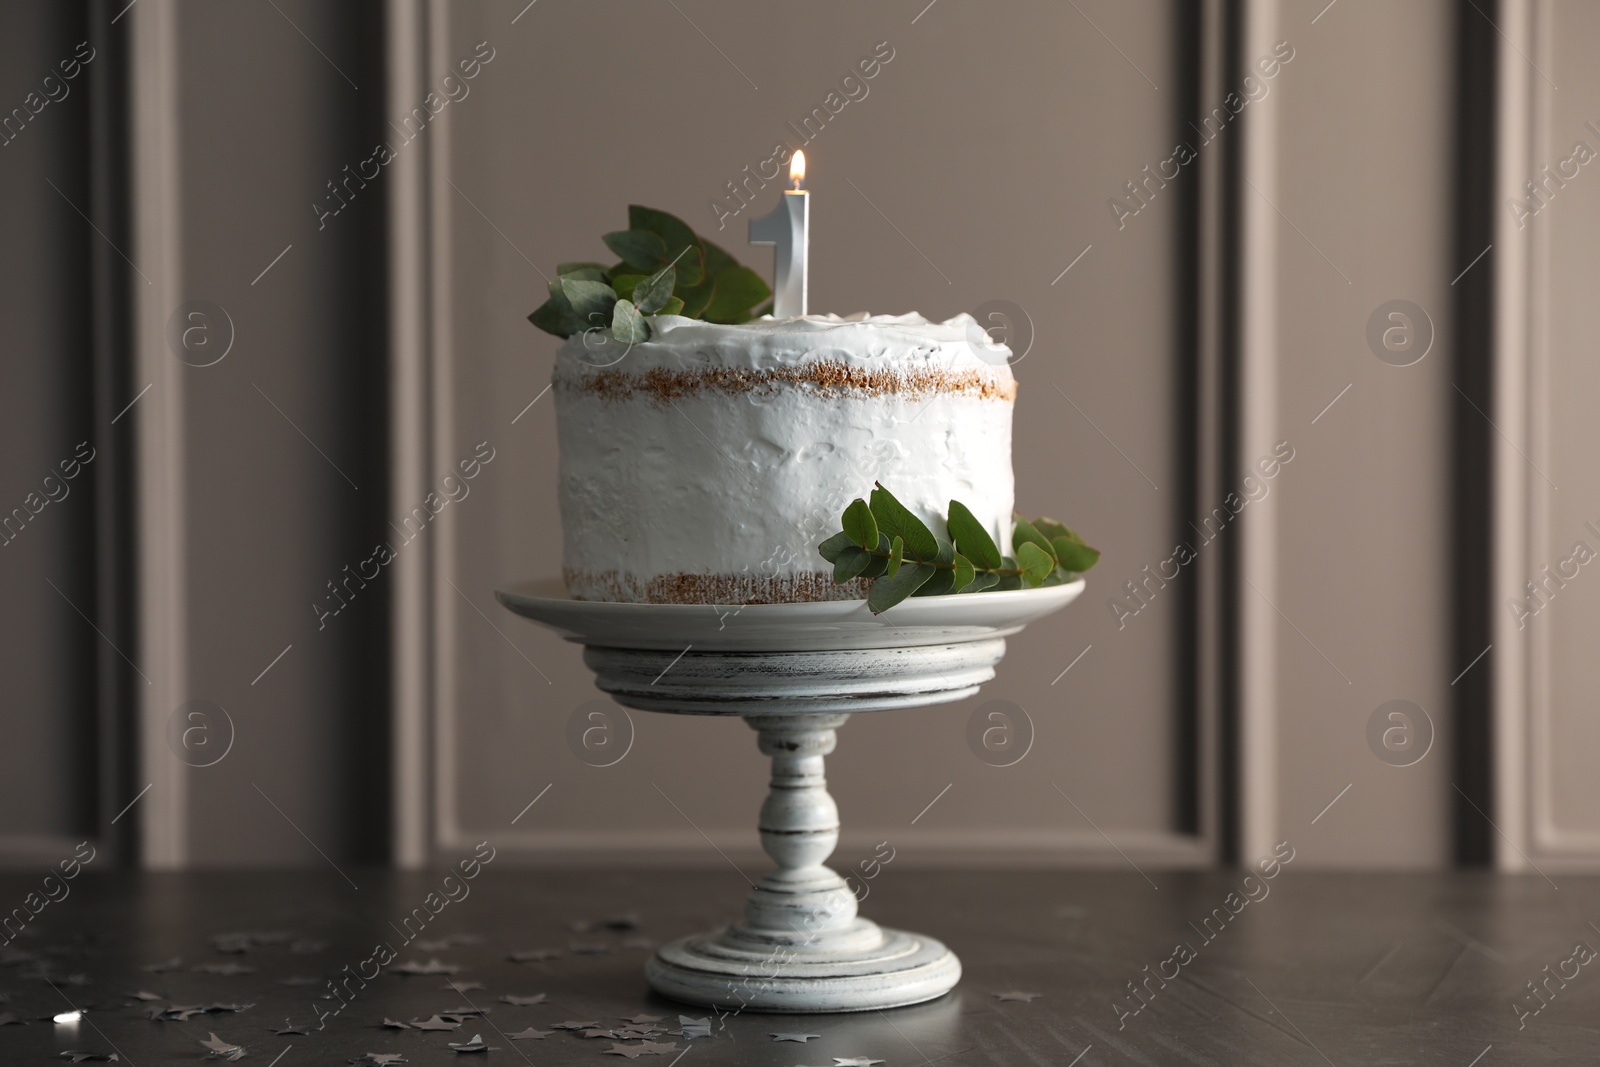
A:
[{"left": 5, "top": 0, "right": 1599, "bottom": 872}]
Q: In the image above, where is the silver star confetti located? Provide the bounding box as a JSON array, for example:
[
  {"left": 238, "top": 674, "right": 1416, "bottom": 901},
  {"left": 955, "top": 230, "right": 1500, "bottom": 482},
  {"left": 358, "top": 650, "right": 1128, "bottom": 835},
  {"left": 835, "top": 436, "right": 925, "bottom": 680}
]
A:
[
  {"left": 992, "top": 990, "right": 1042, "bottom": 1002},
  {"left": 447, "top": 1033, "right": 497, "bottom": 1053},
  {"left": 773, "top": 1032, "right": 822, "bottom": 1042},
  {"left": 500, "top": 994, "right": 546, "bottom": 1006},
  {"left": 508, "top": 1026, "right": 550, "bottom": 1040},
  {"left": 199, "top": 1032, "right": 245, "bottom": 1061}
]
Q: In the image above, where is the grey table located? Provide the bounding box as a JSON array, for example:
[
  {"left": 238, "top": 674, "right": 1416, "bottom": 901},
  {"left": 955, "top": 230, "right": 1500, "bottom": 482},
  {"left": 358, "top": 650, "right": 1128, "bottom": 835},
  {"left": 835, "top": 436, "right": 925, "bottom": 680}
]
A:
[{"left": 0, "top": 869, "right": 1587, "bottom": 1065}]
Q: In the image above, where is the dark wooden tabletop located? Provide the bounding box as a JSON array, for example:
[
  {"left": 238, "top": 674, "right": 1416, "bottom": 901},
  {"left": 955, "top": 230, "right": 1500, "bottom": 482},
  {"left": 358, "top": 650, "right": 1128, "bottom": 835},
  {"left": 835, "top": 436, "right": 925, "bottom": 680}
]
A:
[{"left": 0, "top": 868, "right": 1588, "bottom": 1065}]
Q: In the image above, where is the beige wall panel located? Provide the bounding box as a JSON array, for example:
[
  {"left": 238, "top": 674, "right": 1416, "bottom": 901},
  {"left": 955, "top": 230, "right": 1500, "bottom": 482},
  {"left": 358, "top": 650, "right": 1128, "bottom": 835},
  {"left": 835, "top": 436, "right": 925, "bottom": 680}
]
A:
[
  {"left": 441, "top": 0, "right": 1203, "bottom": 863},
  {"left": 1272, "top": 0, "right": 1456, "bottom": 867}
]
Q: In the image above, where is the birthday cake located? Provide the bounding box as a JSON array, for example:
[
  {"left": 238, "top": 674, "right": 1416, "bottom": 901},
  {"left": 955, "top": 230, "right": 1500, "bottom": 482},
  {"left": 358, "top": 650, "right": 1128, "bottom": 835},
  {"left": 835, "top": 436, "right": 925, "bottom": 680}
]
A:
[{"left": 552, "top": 312, "right": 1016, "bottom": 604}]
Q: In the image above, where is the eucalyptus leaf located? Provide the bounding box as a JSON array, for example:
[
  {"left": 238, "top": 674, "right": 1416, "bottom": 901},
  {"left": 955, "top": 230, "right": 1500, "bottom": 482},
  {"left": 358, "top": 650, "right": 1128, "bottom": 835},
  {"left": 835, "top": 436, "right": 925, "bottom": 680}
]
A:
[
  {"left": 610, "top": 274, "right": 647, "bottom": 301},
  {"left": 993, "top": 573, "right": 1023, "bottom": 592},
  {"left": 703, "top": 266, "right": 773, "bottom": 324},
  {"left": 602, "top": 229, "right": 668, "bottom": 270},
  {"left": 946, "top": 500, "right": 1002, "bottom": 570},
  {"left": 1016, "top": 541, "right": 1055, "bottom": 586},
  {"left": 869, "top": 483, "right": 939, "bottom": 562},
  {"left": 833, "top": 545, "right": 873, "bottom": 583},
  {"left": 1052, "top": 536, "right": 1101, "bottom": 573},
  {"left": 561, "top": 277, "right": 618, "bottom": 321},
  {"left": 1033, "top": 518, "right": 1072, "bottom": 542},
  {"left": 528, "top": 290, "right": 583, "bottom": 338},
  {"left": 610, "top": 299, "right": 650, "bottom": 343},
  {"left": 887, "top": 535, "right": 904, "bottom": 578},
  {"left": 654, "top": 296, "right": 685, "bottom": 316},
  {"left": 674, "top": 274, "right": 716, "bottom": 317},
  {"left": 868, "top": 562, "right": 935, "bottom": 614},
  {"left": 555, "top": 265, "right": 607, "bottom": 286},
  {"left": 959, "top": 570, "right": 1001, "bottom": 594},
  {"left": 951, "top": 553, "right": 976, "bottom": 593},
  {"left": 818, "top": 531, "right": 853, "bottom": 564},
  {"left": 915, "top": 565, "right": 956, "bottom": 597},
  {"left": 842, "top": 498, "right": 878, "bottom": 550},
  {"left": 633, "top": 266, "right": 677, "bottom": 314},
  {"left": 628, "top": 206, "right": 705, "bottom": 286},
  {"left": 1013, "top": 516, "right": 1055, "bottom": 562}
]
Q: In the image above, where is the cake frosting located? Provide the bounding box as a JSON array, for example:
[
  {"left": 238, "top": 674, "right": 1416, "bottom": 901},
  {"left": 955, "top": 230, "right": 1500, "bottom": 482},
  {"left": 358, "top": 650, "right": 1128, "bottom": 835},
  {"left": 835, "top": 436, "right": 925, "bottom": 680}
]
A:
[{"left": 552, "top": 312, "right": 1016, "bottom": 604}]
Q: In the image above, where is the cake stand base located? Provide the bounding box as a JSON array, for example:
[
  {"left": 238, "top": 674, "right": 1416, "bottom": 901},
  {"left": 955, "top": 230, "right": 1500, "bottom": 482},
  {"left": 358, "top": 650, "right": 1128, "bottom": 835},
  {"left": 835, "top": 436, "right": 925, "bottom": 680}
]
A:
[
  {"left": 641, "top": 712, "right": 961, "bottom": 1012},
  {"left": 646, "top": 923, "right": 959, "bottom": 1013}
]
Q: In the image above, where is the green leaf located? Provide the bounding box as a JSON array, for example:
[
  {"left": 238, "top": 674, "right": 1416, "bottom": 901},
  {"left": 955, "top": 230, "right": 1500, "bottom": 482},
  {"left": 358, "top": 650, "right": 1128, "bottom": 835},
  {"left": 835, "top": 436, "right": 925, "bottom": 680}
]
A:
[
  {"left": 860, "top": 553, "right": 888, "bottom": 579},
  {"left": 602, "top": 229, "right": 668, "bottom": 270},
  {"left": 842, "top": 498, "right": 878, "bottom": 550},
  {"left": 674, "top": 274, "right": 716, "bottom": 317},
  {"left": 1033, "top": 518, "right": 1072, "bottom": 542},
  {"left": 946, "top": 500, "right": 1002, "bottom": 570},
  {"left": 633, "top": 265, "right": 677, "bottom": 314},
  {"left": 869, "top": 484, "right": 939, "bottom": 562},
  {"left": 528, "top": 290, "right": 583, "bottom": 337},
  {"left": 915, "top": 565, "right": 956, "bottom": 597},
  {"left": 556, "top": 265, "right": 607, "bottom": 285},
  {"left": 1052, "top": 536, "right": 1101, "bottom": 573},
  {"left": 654, "top": 296, "right": 685, "bottom": 316},
  {"left": 833, "top": 545, "right": 872, "bottom": 583},
  {"left": 950, "top": 553, "right": 976, "bottom": 593},
  {"left": 868, "top": 563, "right": 935, "bottom": 613},
  {"left": 610, "top": 274, "right": 647, "bottom": 301},
  {"left": 703, "top": 266, "right": 773, "bottom": 324},
  {"left": 1016, "top": 541, "right": 1055, "bottom": 586},
  {"left": 700, "top": 236, "right": 740, "bottom": 277},
  {"left": 993, "top": 572, "right": 1023, "bottom": 591},
  {"left": 628, "top": 206, "right": 705, "bottom": 285},
  {"left": 610, "top": 299, "right": 650, "bottom": 343},
  {"left": 959, "top": 570, "right": 1001, "bottom": 594},
  {"left": 887, "top": 535, "right": 904, "bottom": 578},
  {"left": 1013, "top": 516, "right": 1056, "bottom": 562},
  {"left": 818, "top": 531, "right": 853, "bottom": 564},
  {"left": 561, "top": 277, "right": 618, "bottom": 322}
]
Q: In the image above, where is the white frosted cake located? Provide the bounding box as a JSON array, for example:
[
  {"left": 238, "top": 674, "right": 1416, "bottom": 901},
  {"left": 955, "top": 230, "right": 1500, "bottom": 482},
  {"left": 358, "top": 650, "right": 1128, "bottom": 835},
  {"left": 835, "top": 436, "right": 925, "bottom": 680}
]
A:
[{"left": 552, "top": 312, "right": 1016, "bottom": 604}]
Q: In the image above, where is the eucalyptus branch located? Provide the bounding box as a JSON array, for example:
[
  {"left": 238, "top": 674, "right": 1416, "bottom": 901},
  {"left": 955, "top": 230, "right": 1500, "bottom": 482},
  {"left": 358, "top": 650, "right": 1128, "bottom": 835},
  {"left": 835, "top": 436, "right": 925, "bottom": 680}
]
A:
[{"left": 816, "top": 482, "right": 1101, "bottom": 614}]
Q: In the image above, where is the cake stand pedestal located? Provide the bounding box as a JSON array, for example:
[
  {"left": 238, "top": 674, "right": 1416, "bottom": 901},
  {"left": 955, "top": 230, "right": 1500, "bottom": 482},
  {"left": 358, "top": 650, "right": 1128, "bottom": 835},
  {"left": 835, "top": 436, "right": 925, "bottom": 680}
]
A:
[{"left": 497, "top": 579, "right": 1083, "bottom": 1013}]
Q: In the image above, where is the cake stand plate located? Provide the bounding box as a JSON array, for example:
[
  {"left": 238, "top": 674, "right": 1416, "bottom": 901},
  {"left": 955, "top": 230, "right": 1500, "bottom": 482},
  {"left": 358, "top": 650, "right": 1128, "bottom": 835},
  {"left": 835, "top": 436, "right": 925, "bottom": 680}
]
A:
[{"left": 497, "top": 581, "right": 1083, "bottom": 1012}]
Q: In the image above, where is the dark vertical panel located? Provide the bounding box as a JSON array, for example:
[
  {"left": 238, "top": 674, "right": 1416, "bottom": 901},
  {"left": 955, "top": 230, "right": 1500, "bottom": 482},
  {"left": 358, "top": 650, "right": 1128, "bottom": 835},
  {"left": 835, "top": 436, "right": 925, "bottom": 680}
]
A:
[
  {"left": 1450, "top": 0, "right": 1497, "bottom": 866},
  {"left": 0, "top": 1, "right": 102, "bottom": 854}
]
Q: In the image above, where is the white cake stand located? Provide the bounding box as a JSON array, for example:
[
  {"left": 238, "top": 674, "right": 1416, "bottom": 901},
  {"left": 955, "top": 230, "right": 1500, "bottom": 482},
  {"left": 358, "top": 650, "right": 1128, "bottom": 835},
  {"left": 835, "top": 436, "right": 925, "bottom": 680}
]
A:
[{"left": 496, "top": 578, "right": 1083, "bottom": 1013}]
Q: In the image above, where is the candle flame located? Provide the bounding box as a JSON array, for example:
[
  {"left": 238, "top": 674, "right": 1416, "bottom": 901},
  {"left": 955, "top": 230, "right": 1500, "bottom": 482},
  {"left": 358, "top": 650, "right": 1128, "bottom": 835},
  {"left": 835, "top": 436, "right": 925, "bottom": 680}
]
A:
[{"left": 790, "top": 150, "right": 806, "bottom": 190}]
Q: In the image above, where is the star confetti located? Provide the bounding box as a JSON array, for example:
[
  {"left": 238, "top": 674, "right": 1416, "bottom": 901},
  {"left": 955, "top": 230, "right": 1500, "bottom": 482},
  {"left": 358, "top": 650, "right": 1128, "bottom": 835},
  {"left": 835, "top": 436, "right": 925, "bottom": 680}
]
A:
[
  {"left": 437, "top": 1009, "right": 488, "bottom": 1021},
  {"left": 200, "top": 1032, "right": 245, "bottom": 1061},
  {"left": 380, "top": 1018, "right": 411, "bottom": 1029},
  {"left": 600, "top": 1043, "right": 652, "bottom": 1059},
  {"left": 441, "top": 980, "right": 486, "bottom": 993},
  {"left": 125, "top": 991, "right": 164, "bottom": 1002},
  {"left": 580, "top": 1028, "right": 619, "bottom": 1039},
  {"left": 410, "top": 1015, "right": 461, "bottom": 1031},
  {"left": 677, "top": 1016, "right": 711, "bottom": 1039},
  {"left": 508, "top": 949, "right": 561, "bottom": 962},
  {"left": 389, "top": 958, "right": 460, "bottom": 976},
  {"left": 58, "top": 1054, "right": 121, "bottom": 1063},
  {"left": 272, "top": 1020, "right": 311, "bottom": 1035},
  {"left": 500, "top": 994, "right": 546, "bottom": 1006},
  {"left": 552, "top": 1020, "right": 602, "bottom": 1030},
  {"left": 773, "top": 1032, "right": 822, "bottom": 1043},
  {"left": 142, "top": 957, "right": 182, "bottom": 973},
  {"left": 349, "top": 1056, "right": 408, "bottom": 1066},
  {"left": 623, "top": 1014, "right": 664, "bottom": 1025},
  {"left": 833, "top": 1059, "right": 886, "bottom": 1066},
  {"left": 447, "top": 1033, "right": 497, "bottom": 1053},
  {"left": 992, "top": 990, "right": 1042, "bottom": 1002},
  {"left": 638, "top": 1042, "right": 679, "bottom": 1055},
  {"left": 0, "top": 1012, "right": 22, "bottom": 1026},
  {"left": 508, "top": 1027, "right": 550, "bottom": 1040}
]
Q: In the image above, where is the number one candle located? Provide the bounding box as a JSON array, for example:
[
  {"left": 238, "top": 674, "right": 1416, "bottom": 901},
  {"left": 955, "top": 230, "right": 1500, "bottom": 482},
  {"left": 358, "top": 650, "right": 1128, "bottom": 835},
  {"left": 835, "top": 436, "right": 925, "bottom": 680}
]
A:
[{"left": 748, "top": 149, "right": 809, "bottom": 318}]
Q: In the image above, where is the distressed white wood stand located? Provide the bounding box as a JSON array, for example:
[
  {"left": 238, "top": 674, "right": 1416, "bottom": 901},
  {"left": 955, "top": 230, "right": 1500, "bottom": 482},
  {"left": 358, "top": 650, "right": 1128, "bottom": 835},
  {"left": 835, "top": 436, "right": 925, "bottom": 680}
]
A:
[{"left": 497, "top": 580, "right": 1083, "bottom": 1013}]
